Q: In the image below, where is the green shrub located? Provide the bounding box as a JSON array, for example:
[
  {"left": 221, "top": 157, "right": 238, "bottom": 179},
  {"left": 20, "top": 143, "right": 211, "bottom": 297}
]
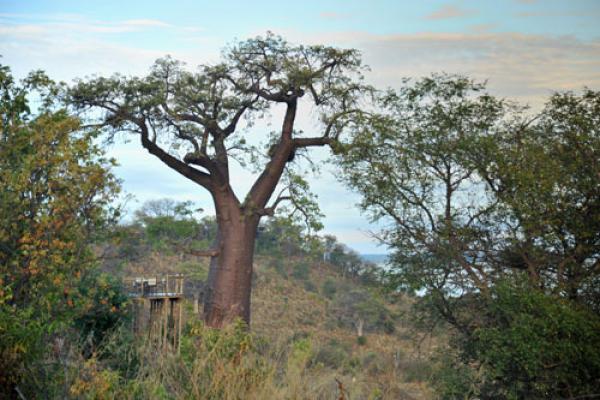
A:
[
  {"left": 321, "top": 278, "right": 337, "bottom": 299},
  {"left": 473, "top": 283, "right": 600, "bottom": 398},
  {"left": 269, "top": 258, "right": 287, "bottom": 277},
  {"left": 311, "top": 339, "right": 351, "bottom": 369},
  {"left": 74, "top": 271, "right": 130, "bottom": 355},
  {"left": 303, "top": 280, "right": 317, "bottom": 292},
  {"left": 431, "top": 352, "right": 478, "bottom": 399},
  {"left": 432, "top": 281, "right": 600, "bottom": 399},
  {"left": 291, "top": 261, "right": 310, "bottom": 281}
]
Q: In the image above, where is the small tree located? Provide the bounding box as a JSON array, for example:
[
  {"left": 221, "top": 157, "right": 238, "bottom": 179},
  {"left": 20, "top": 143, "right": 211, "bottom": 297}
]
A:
[
  {"left": 68, "top": 33, "right": 369, "bottom": 327},
  {"left": 332, "top": 288, "right": 389, "bottom": 338},
  {"left": 134, "top": 198, "right": 202, "bottom": 248}
]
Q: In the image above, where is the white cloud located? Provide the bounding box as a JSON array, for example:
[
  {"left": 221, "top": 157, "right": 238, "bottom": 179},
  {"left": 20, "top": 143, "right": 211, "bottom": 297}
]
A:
[
  {"left": 0, "top": 14, "right": 172, "bottom": 36},
  {"left": 424, "top": 5, "right": 476, "bottom": 20},
  {"left": 0, "top": 13, "right": 217, "bottom": 80},
  {"left": 121, "top": 19, "right": 171, "bottom": 28},
  {"left": 319, "top": 12, "right": 350, "bottom": 20},
  {"left": 363, "top": 32, "right": 600, "bottom": 107},
  {"left": 277, "top": 29, "right": 600, "bottom": 109}
]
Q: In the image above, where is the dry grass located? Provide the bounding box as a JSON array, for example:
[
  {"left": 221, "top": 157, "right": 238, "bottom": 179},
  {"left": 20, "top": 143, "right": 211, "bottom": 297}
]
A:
[{"left": 102, "top": 252, "right": 438, "bottom": 399}]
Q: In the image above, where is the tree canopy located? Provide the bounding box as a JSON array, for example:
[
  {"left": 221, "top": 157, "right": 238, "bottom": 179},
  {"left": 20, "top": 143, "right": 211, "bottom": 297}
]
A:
[
  {"left": 68, "top": 33, "right": 368, "bottom": 213},
  {"left": 337, "top": 74, "right": 600, "bottom": 397}
]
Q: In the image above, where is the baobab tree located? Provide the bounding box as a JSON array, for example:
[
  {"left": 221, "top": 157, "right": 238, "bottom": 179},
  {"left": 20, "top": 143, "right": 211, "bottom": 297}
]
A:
[{"left": 68, "top": 33, "right": 369, "bottom": 327}]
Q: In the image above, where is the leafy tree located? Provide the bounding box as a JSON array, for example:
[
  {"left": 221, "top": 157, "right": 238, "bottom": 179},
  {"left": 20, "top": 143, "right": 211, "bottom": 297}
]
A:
[
  {"left": 68, "top": 33, "right": 370, "bottom": 327},
  {"left": 339, "top": 74, "right": 509, "bottom": 300},
  {"left": 331, "top": 288, "right": 391, "bottom": 338},
  {"left": 472, "top": 282, "right": 600, "bottom": 398},
  {"left": 256, "top": 216, "right": 306, "bottom": 257},
  {"left": 0, "top": 64, "right": 120, "bottom": 396},
  {"left": 338, "top": 74, "right": 600, "bottom": 397},
  {"left": 135, "top": 198, "right": 203, "bottom": 248},
  {"left": 320, "top": 235, "right": 381, "bottom": 284},
  {"left": 476, "top": 89, "right": 600, "bottom": 306}
]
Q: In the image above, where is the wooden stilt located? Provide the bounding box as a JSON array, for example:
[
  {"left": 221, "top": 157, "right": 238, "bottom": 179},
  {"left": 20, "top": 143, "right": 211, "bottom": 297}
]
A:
[{"left": 125, "top": 274, "right": 185, "bottom": 353}]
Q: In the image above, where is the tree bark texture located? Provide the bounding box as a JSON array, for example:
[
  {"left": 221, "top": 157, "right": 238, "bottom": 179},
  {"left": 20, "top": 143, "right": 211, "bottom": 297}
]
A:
[{"left": 202, "top": 192, "right": 260, "bottom": 328}]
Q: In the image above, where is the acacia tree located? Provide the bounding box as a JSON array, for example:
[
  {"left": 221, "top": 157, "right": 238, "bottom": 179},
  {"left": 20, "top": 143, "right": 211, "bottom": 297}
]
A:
[
  {"left": 338, "top": 75, "right": 600, "bottom": 397},
  {"left": 338, "top": 75, "right": 509, "bottom": 303},
  {"left": 68, "top": 34, "right": 368, "bottom": 327}
]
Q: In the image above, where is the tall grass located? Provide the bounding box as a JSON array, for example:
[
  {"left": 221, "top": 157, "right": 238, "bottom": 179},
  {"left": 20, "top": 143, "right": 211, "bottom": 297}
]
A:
[{"left": 60, "top": 315, "right": 430, "bottom": 400}]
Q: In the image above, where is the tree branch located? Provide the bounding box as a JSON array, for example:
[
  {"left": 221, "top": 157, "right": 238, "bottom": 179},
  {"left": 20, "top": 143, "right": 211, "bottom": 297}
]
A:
[
  {"left": 247, "top": 100, "right": 297, "bottom": 209},
  {"left": 293, "top": 137, "right": 332, "bottom": 148},
  {"left": 138, "top": 120, "right": 213, "bottom": 190}
]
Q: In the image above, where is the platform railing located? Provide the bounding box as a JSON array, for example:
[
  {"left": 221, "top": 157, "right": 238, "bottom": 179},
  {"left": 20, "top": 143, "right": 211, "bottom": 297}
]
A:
[{"left": 124, "top": 274, "right": 184, "bottom": 298}]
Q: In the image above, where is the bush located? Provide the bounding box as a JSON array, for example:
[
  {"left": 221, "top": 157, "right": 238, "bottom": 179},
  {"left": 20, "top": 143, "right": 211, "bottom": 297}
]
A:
[
  {"left": 303, "top": 280, "right": 317, "bottom": 292},
  {"left": 269, "top": 258, "right": 287, "bottom": 277},
  {"left": 291, "top": 261, "right": 310, "bottom": 281},
  {"left": 74, "top": 271, "right": 130, "bottom": 355},
  {"left": 432, "top": 281, "right": 600, "bottom": 399},
  {"left": 321, "top": 278, "right": 337, "bottom": 299},
  {"left": 312, "top": 339, "right": 351, "bottom": 369}
]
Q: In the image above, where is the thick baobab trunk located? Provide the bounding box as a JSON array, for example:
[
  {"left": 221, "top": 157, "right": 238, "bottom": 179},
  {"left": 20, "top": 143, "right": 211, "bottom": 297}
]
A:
[
  {"left": 203, "top": 204, "right": 259, "bottom": 328},
  {"left": 201, "top": 102, "right": 298, "bottom": 328}
]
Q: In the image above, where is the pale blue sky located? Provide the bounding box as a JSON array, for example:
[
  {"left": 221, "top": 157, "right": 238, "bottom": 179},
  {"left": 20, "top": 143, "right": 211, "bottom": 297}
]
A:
[{"left": 1, "top": 0, "right": 599, "bottom": 252}]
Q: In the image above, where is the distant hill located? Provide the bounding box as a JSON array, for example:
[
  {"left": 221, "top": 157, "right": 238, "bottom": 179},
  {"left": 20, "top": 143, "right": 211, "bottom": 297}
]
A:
[{"left": 360, "top": 253, "right": 390, "bottom": 265}]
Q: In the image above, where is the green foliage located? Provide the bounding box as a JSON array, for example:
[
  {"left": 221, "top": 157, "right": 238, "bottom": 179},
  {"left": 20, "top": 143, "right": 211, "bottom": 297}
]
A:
[
  {"left": 322, "top": 235, "right": 383, "bottom": 286},
  {"left": 134, "top": 198, "right": 204, "bottom": 250},
  {"left": 291, "top": 261, "right": 311, "bottom": 281},
  {"left": 338, "top": 74, "right": 600, "bottom": 397},
  {"left": 311, "top": 338, "right": 350, "bottom": 369},
  {"left": 67, "top": 33, "right": 368, "bottom": 254},
  {"left": 0, "top": 63, "right": 120, "bottom": 396},
  {"left": 338, "top": 73, "right": 509, "bottom": 297},
  {"left": 431, "top": 283, "right": 600, "bottom": 399},
  {"left": 321, "top": 278, "right": 338, "bottom": 299},
  {"left": 477, "top": 89, "right": 600, "bottom": 304},
  {"left": 471, "top": 282, "right": 600, "bottom": 398},
  {"left": 303, "top": 280, "right": 317, "bottom": 292},
  {"left": 74, "top": 271, "right": 130, "bottom": 355},
  {"left": 430, "top": 351, "right": 477, "bottom": 398},
  {"left": 256, "top": 216, "right": 316, "bottom": 257}
]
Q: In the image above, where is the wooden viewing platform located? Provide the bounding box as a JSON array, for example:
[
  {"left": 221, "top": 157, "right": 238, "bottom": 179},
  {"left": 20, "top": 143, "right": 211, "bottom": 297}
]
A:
[
  {"left": 125, "top": 274, "right": 185, "bottom": 353},
  {"left": 124, "top": 274, "right": 184, "bottom": 298}
]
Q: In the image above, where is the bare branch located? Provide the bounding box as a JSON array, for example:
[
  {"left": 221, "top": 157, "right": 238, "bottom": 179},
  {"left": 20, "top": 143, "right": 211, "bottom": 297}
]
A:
[
  {"left": 293, "top": 137, "right": 332, "bottom": 148},
  {"left": 138, "top": 120, "right": 213, "bottom": 190}
]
